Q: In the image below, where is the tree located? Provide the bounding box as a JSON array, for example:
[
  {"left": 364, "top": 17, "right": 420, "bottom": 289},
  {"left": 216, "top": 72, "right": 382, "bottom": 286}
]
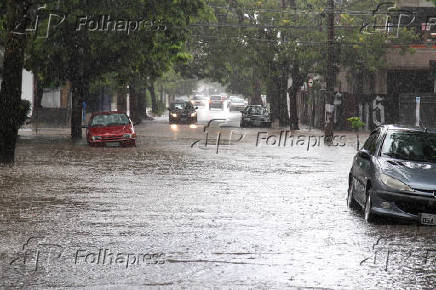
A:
[
  {"left": 27, "top": 0, "right": 207, "bottom": 139},
  {"left": 0, "top": 1, "right": 32, "bottom": 164}
]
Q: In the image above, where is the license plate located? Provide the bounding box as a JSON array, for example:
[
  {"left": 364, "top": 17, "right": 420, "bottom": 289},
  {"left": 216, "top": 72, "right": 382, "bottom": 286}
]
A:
[
  {"left": 420, "top": 213, "right": 436, "bottom": 225},
  {"left": 106, "top": 142, "right": 120, "bottom": 147}
]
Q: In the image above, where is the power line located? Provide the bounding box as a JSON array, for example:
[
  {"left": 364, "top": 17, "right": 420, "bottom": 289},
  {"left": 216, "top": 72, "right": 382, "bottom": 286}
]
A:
[
  {"left": 190, "top": 23, "right": 363, "bottom": 30},
  {"left": 206, "top": 5, "right": 402, "bottom": 16},
  {"left": 190, "top": 34, "right": 433, "bottom": 48}
]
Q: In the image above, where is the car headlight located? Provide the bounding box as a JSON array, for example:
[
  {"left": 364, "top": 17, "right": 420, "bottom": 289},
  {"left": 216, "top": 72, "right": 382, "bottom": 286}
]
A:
[
  {"left": 171, "top": 113, "right": 177, "bottom": 118},
  {"left": 123, "top": 134, "right": 132, "bottom": 138},
  {"left": 380, "top": 173, "right": 414, "bottom": 192},
  {"left": 92, "top": 136, "right": 102, "bottom": 141},
  {"left": 191, "top": 112, "right": 197, "bottom": 117}
]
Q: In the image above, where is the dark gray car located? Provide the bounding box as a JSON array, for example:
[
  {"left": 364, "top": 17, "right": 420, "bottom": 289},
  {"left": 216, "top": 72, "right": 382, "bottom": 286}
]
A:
[
  {"left": 347, "top": 125, "right": 436, "bottom": 224},
  {"left": 240, "top": 105, "right": 271, "bottom": 128}
]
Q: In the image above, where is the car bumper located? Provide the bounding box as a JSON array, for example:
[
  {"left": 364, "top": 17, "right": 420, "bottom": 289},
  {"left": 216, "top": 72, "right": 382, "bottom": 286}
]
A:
[
  {"left": 371, "top": 189, "right": 436, "bottom": 222},
  {"left": 89, "top": 138, "right": 135, "bottom": 145},
  {"left": 169, "top": 116, "right": 197, "bottom": 123},
  {"left": 231, "top": 105, "right": 246, "bottom": 110},
  {"left": 209, "top": 103, "right": 223, "bottom": 108},
  {"left": 242, "top": 119, "right": 271, "bottom": 126}
]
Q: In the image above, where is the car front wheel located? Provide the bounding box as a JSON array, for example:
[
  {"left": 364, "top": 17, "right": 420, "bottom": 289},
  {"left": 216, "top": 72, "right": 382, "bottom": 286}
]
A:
[
  {"left": 364, "top": 189, "right": 376, "bottom": 223},
  {"left": 347, "top": 178, "right": 359, "bottom": 209}
]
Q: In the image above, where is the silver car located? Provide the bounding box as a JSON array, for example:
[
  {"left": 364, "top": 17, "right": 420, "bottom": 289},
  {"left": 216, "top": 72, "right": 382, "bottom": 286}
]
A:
[{"left": 347, "top": 125, "right": 436, "bottom": 224}]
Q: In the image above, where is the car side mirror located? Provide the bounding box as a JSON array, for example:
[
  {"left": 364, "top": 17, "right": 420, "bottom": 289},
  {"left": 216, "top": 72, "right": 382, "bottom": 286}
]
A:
[
  {"left": 195, "top": 107, "right": 198, "bottom": 110},
  {"left": 81, "top": 124, "right": 88, "bottom": 129},
  {"left": 133, "top": 121, "right": 140, "bottom": 126},
  {"left": 167, "top": 107, "right": 170, "bottom": 110},
  {"left": 240, "top": 111, "right": 244, "bottom": 113},
  {"left": 358, "top": 149, "right": 371, "bottom": 160}
]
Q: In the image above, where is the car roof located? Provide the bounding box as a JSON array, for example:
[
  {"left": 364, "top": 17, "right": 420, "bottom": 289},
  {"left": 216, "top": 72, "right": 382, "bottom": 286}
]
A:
[{"left": 378, "top": 124, "right": 436, "bottom": 134}]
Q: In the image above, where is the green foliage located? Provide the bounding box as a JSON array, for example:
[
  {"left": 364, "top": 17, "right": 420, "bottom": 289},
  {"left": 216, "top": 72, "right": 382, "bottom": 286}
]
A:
[{"left": 347, "top": 117, "right": 365, "bottom": 129}]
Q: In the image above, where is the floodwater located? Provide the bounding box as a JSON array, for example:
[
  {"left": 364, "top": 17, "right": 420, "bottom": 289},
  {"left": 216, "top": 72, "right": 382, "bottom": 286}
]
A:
[{"left": 1, "top": 106, "right": 436, "bottom": 289}]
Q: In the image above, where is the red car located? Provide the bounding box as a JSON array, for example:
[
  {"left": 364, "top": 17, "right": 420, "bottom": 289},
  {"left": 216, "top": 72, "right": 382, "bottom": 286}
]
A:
[{"left": 86, "top": 111, "right": 136, "bottom": 147}]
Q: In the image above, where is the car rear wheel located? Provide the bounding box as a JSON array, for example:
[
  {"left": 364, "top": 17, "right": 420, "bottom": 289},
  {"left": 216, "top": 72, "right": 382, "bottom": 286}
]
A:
[
  {"left": 347, "top": 179, "right": 359, "bottom": 209},
  {"left": 364, "top": 189, "right": 376, "bottom": 223}
]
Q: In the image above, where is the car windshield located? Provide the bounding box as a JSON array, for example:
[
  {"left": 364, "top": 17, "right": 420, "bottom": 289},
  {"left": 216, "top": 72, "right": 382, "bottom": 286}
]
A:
[
  {"left": 170, "top": 103, "right": 188, "bottom": 110},
  {"left": 381, "top": 131, "right": 436, "bottom": 163},
  {"left": 90, "top": 114, "right": 129, "bottom": 127},
  {"left": 246, "top": 106, "right": 266, "bottom": 115}
]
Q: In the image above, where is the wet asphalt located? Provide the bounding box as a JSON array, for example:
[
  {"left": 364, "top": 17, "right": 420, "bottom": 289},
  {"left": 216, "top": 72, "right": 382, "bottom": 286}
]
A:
[{"left": 1, "top": 106, "right": 436, "bottom": 289}]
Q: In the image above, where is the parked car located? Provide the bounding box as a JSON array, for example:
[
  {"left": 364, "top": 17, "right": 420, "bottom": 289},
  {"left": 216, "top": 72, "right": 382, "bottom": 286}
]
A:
[
  {"left": 209, "top": 95, "right": 227, "bottom": 110},
  {"left": 168, "top": 101, "right": 198, "bottom": 124},
  {"left": 229, "top": 96, "right": 246, "bottom": 111},
  {"left": 347, "top": 125, "right": 436, "bottom": 224},
  {"left": 85, "top": 111, "right": 136, "bottom": 147},
  {"left": 190, "top": 95, "right": 209, "bottom": 107},
  {"left": 240, "top": 105, "right": 271, "bottom": 128}
]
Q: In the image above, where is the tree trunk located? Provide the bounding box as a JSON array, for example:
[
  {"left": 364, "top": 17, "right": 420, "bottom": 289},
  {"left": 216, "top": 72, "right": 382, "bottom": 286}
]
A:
[
  {"left": 129, "top": 84, "right": 139, "bottom": 123},
  {"left": 137, "top": 87, "right": 146, "bottom": 120},
  {"left": 251, "top": 67, "right": 263, "bottom": 105},
  {"left": 288, "top": 65, "right": 303, "bottom": 130},
  {"left": 267, "top": 80, "right": 279, "bottom": 124},
  {"left": 117, "top": 87, "right": 127, "bottom": 112},
  {"left": 148, "top": 83, "right": 158, "bottom": 114},
  {"left": 0, "top": 1, "right": 31, "bottom": 164},
  {"left": 34, "top": 75, "right": 44, "bottom": 109},
  {"left": 278, "top": 70, "right": 290, "bottom": 127},
  {"left": 71, "top": 80, "right": 86, "bottom": 140}
]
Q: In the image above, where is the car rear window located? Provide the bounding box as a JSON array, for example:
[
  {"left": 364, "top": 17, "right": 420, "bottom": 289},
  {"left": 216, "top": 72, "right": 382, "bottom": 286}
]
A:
[{"left": 210, "top": 96, "right": 222, "bottom": 100}]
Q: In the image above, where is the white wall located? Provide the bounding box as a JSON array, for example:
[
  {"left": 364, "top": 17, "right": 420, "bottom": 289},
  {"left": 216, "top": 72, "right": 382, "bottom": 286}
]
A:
[
  {"left": 0, "top": 70, "right": 34, "bottom": 115},
  {"left": 41, "top": 88, "right": 61, "bottom": 108},
  {"left": 21, "top": 70, "right": 34, "bottom": 115}
]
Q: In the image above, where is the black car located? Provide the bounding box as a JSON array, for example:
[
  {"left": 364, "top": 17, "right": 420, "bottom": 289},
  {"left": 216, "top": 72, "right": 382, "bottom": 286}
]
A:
[
  {"left": 240, "top": 105, "right": 271, "bottom": 128},
  {"left": 347, "top": 125, "right": 436, "bottom": 224},
  {"left": 168, "top": 101, "right": 198, "bottom": 124}
]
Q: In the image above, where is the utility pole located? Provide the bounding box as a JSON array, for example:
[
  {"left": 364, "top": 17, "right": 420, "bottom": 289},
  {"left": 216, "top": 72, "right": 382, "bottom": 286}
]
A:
[{"left": 324, "top": 0, "right": 335, "bottom": 144}]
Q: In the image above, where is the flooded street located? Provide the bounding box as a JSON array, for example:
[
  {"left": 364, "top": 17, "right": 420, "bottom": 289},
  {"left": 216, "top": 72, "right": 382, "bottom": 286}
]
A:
[{"left": 1, "top": 109, "right": 436, "bottom": 289}]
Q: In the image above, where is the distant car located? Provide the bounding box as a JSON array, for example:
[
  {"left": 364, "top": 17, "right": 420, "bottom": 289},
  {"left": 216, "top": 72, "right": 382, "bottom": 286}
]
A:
[
  {"left": 168, "top": 101, "right": 198, "bottom": 124},
  {"left": 229, "top": 96, "right": 246, "bottom": 111},
  {"left": 348, "top": 125, "right": 436, "bottom": 224},
  {"left": 175, "top": 96, "right": 190, "bottom": 102},
  {"left": 209, "top": 95, "right": 227, "bottom": 110},
  {"left": 240, "top": 105, "right": 271, "bottom": 128},
  {"left": 190, "top": 95, "right": 209, "bottom": 107},
  {"left": 86, "top": 112, "right": 136, "bottom": 147}
]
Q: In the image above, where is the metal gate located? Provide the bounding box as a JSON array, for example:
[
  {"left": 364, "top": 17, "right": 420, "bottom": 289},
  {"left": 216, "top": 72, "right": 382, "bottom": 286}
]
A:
[{"left": 399, "top": 94, "right": 436, "bottom": 127}]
